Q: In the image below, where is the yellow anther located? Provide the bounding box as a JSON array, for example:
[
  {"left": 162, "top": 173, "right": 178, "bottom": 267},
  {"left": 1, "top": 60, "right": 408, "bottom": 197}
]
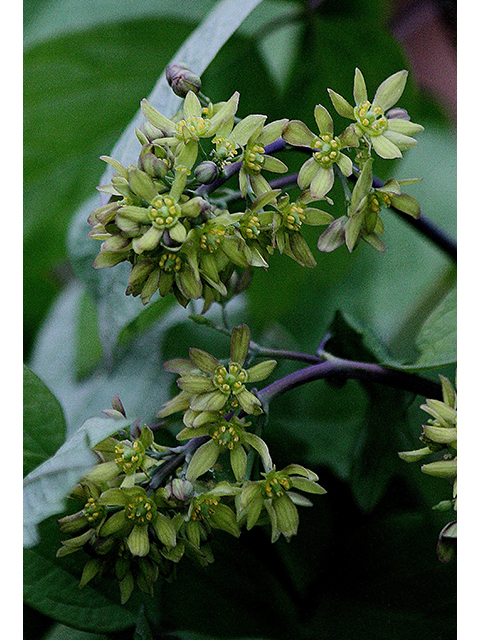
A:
[
  {"left": 362, "top": 119, "right": 369, "bottom": 126},
  {"left": 329, "top": 151, "right": 338, "bottom": 159},
  {"left": 220, "top": 425, "right": 227, "bottom": 433}
]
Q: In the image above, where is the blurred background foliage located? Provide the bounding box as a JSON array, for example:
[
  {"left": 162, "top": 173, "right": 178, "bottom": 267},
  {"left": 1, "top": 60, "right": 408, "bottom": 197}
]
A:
[{"left": 24, "top": 0, "right": 456, "bottom": 638}]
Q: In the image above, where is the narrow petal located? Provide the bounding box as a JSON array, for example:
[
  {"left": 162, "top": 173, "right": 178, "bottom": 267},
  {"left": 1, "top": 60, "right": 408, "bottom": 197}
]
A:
[
  {"left": 152, "top": 513, "right": 177, "bottom": 547},
  {"left": 287, "top": 232, "right": 316, "bottom": 268},
  {"left": 157, "top": 390, "right": 191, "bottom": 417},
  {"left": 246, "top": 359, "right": 277, "bottom": 383},
  {"left": 291, "top": 477, "right": 327, "bottom": 494},
  {"left": 128, "top": 168, "right": 158, "bottom": 202},
  {"left": 258, "top": 118, "right": 289, "bottom": 145},
  {"left": 243, "top": 433, "right": 273, "bottom": 471},
  {"left": 168, "top": 222, "right": 187, "bottom": 244},
  {"left": 383, "top": 129, "right": 418, "bottom": 151},
  {"left": 370, "top": 134, "right": 402, "bottom": 159},
  {"left": 373, "top": 70, "right": 408, "bottom": 110},
  {"left": 236, "top": 388, "right": 263, "bottom": 415},
  {"left": 177, "top": 374, "right": 217, "bottom": 394},
  {"left": 183, "top": 90, "right": 202, "bottom": 118},
  {"left": 327, "top": 89, "right": 354, "bottom": 119},
  {"left": 231, "top": 114, "right": 267, "bottom": 146},
  {"left": 336, "top": 152, "right": 353, "bottom": 177},
  {"left": 186, "top": 439, "right": 220, "bottom": 481},
  {"left": 350, "top": 158, "right": 373, "bottom": 211},
  {"left": 303, "top": 208, "right": 334, "bottom": 226},
  {"left": 273, "top": 494, "right": 299, "bottom": 539},
  {"left": 230, "top": 446, "right": 248, "bottom": 481},
  {"left": 117, "top": 205, "right": 150, "bottom": 223},
  {"left": 230, "top": 324, "right": 251, "bottom": 365},
  {"left": 297, "top": 157, "right": 318, "bottom": 189},
  {"left": 317, "top": 217, "right": 347, "bottom": 252},
  {"left": 387, "top": 118, "right": 424, "bottom": 135},
  {"left": 310, "top": 166, "right": 334, "bottom": 199},
  {"left": 163, "top": 359, "right": 197, "bottom": 374},
  {"left": 189, "top": 348, "right": 220, "bottom": 374},
  {"left": 389, "top": 193, "right": 420, "bottom": 218},
  {"left": 189, "top": 390, "right": 227, "bottom": 412},
  {"left": 140, "top": 99, "right": 175, "bottom": 132},
  {"left": 314, "top": 104, "right": 333, "bottom": 135},
  {"left": 262, "top": 155, "right": 288, "bottom": 174},
  {"left": 353, "top": 68, "right": 368, "bottom": 105},
  {"left": 132, "top": 227, "right": 163, "bottom": 254},
  {"left": 361, "top": 231, "right": 386, "bottom": 252}
]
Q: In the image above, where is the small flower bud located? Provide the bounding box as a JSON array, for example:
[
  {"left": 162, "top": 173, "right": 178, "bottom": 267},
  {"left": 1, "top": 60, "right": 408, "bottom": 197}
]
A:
[
  {"left": 194, "top": 161, "right": 218, "bottom": 185},
  {"left": 164, "top": 478, "right": 194, "bottom": 502},
  {"left": 166, "top": 63, "right": 202, "bottom": 98},
  {"left": 386, "top": 107, "right": 411, "bottom": 121}
]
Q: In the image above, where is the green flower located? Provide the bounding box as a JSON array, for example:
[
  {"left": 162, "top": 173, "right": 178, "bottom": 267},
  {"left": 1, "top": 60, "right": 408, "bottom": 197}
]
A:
[
  {"left": 230, "top": 115, "right": 288, "bottom": 197},
  {"left": 86, "top": 426, "right": 157, "bottom": 489},
  {"left": 158, "top": 324, "right": 277, "bottom": 418},
  {"left": 184, "top": 482, "right": 241, "bottom": 547},
  {"left": 238, "top": 465, "right": 326, "bottom": 542},
  {"left": 141, "top": 90, "right": 239, "bottom": 171},
  {"left": 98, "top": 486, "right": 177, "bottom": 557},
  {"left": 177, "top": 415, "right": 272, "bottom": 482},
  {"left": 328, "top": 68, "right": 424, "bottom": 159},
  {"left": 268, "top": 190, "right": 334, "bottom": 267},
  {"left": 282, "top": 104, "right": 354, "bottom": 199}
]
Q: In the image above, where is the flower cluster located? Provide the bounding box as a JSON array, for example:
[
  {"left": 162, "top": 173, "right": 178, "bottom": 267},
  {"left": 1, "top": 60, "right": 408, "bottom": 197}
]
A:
[
  {"left": 88, "top": 64, "right": 423, "bottom": 311},
  {"left": 399, "top": 374, "right": 457, "bottom": 562},
  {"left": 57, "top": 326, "right": 326, "bottom": 603}
]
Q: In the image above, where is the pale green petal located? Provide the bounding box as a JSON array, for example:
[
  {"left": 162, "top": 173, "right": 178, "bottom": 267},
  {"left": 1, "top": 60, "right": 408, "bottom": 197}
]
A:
[
  {"left": 236, "top": 388, "right": 263, "bottom": 415},
  {"left": 297, "top": 157, "right": 318, "bottom": 189},
  {"left": 387, "top": 118, "right": 424, "bottom": 135},
  {"left": 361, "top": 231, "right": 386, "bottom": 252},
  {"left": 383, "top": 129, "right": 418, "bottom": 150},
  {"left": 239, "top": 166, "right": 248, "bottom": 196},
  {"left": 183, "top": 90, "right": 202, "bottom": 118},
  {"left": 336, "top": 152, "right": 353, "bottom": 177},
  {"left": 190, "top": 390, "right": 227, "bottom": 412},
  {"left": 258, "top": 118, "right": 289, "bottom": 145},
  {"left": 398, "top": 447, "right": 433, "bottom": 462},
  {"left": 345, "top": 212, "right": 365, "bottom": 252},
  {"left": 152, "top": 513, "right": 177, "bottom": 547},
  {"left": 208, "top": 91, "right": 240, "bottom": 134},
  {"left": 353, "top": 68, "right": 368, "bottom": 105},
  {"left": 177, "top": 374, "right": 217, "bottom": 394},
  {"left": 273, "top": 493, "right": 299, "bottom": 539},
  {"left": 421, "top": 459, "right": 457, "bottom": 479},
  {"left": 186, "top": 439, "right": 220, "bottom": 481},
  {"left": 243, "top": 432, "right": 272, "bottom": 471},
  {"left": 287, "top": 232, "right": 316, "bottom": 268},
  {"left": 246, "top": 359, "right": 277, "bottom": 382},
  {"left": 157, "top": 390, "right": 191, "bottom": 417},
  {"left": 373, "top": 70, "right": 408, "bottom": 111},
  {"left": 310, "top": 166, "right": 334, "bottom": 199},
  {"left": 117, "top": 206, "right": 150, "bottom": 223},
  {"left": 291, "top": 477, "right": 327, "bottom": 494},
  {"left": 128, "top": 168, "right": 158, "bottom": 202},
  {"left": 99, "top": 510, "right": 129, "bottom": 537},
  {"left": 314, "top": 104, "right": 333, "bottom": 135},
  {"left": 231, "top": 114, "right": 267, "bottom": 146},
  {"left": 327, "top": 89, "right": 355, "bottom": 119},
  {"left": 350, "top": 158, "right": 373, "bottom": 211},
  {"left": 168, "top": 222, "right": 187, "bottom": 243},
  {"left": 140, "top": 99, "right": 176, "bottom": 132},
  {"left": 163, "top": 358, "right": 197, "bottom": 374},
  {"left": 317, "top": 217, "right": 347, "bottom": 253},
  {"left": 303, "top": 208, "right": 334, "bottom": 226},
  {"left": 282, "top": 465, "right": 319, "bottom": 480},
  {"left": 189, "top": 348, "right": 220, "bottom": 374},
  {"left": 250, "top": 173, "right": 272, "bottom": 198},
  {"left": 230, "top": 324, "right": 251, "bottom": 365},
  {"left": 127, "top": 524, "right": 149, "bottom": 557},
  {"left": 263, "top": 155, "right": 288, "bottom": 174},
  {"left": 282, "top": 120, "right": 316, "bottom": 147},
  {"left": 93, "top": 250, "right": 129, "bottom": 269},
  {"left": 209, "top": 503, "right": 240, "bottom": 537},
  {"left": 132, "top": 226, "right": 163, "bottom": 253},
  {"left": 389, "top": 193, "right": 420, "bottom": 218},
  {"left": 370, "top": 134, "right": 402, "bottom": 159},
  {"left": 230, "top": 445, "right": 248, "bottom": 481}
]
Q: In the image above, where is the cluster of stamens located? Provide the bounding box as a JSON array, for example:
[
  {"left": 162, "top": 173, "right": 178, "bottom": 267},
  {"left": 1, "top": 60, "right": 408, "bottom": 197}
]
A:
[
  {"left": 148, "top": 195, "right": 181, "bottom": 230},
  {"left": 175, "top": 115, "right": 209, "bottom": 141},
  {"left": 312, "top": 134, "right": 340, "bottom": 168},
  {"left": 199, "top": 226, "right": 226, "bottom": 253},
  {"left": 242, "top": 215, "right": 261, "bottom": 240},
  {"left": 244, "top": 143, "right": 265, "bottom": 174},
  {"left": 284, "top": 203, "right": 306, "bottom": 232},
  {"left": 191, "top": 497, "right": 218, "bottom": 521},
  {"left": 114, "top": 440, "right": 144, "bottom": 474},
  {"left": 354, "top": 101, "right": 388, "bottom": 136},
  {"left": 83, "top": 497, "right": 105, "bottom": 524},
  {"left": 213, "top": 362, "right": 247, "bottom": 395},
  {"left": 212, "top": 136, "right": 238, "bottom": 166},
  {"left": 264, "top": 472, "right": 292, "bottom": 499},
  {"left": 159, "top": 252, "right": 182, "bottom": 273},
  {"left": 211, "top": 422, "right": 241, "bottom": 450},
  {"left": 125, "top": 495, "right": 155, "bottom": 524}
]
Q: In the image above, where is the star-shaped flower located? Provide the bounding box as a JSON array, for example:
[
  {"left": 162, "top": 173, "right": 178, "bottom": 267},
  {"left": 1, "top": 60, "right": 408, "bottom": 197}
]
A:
[{"left": 328, "top": 68, "right": 424, "bottom": 159}]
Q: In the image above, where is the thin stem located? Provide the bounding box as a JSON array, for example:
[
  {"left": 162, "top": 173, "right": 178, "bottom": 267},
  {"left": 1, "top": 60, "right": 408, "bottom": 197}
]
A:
[{"left": 257, "top": 355, "right": 442, "bottom": 406}]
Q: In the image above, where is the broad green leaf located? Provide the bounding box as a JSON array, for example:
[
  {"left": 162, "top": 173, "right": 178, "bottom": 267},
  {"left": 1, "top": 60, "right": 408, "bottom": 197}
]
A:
[
  {"left": 23, "top": 413, "right": 132, "bottom": 548},
  {"left": 410, "top": 286, "right": 456, "bottom": 370},
  {"left": 24, "top": 518, "right": 138, "bottom": 633},
  {"left": 24, "top": 364, "right": 67, "bottom": 477}
]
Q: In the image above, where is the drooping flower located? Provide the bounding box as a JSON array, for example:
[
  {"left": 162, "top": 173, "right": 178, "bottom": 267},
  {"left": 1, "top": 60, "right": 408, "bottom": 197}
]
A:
[
  {"left": 328, "top": 68, "right": 424, "bottom": 159},
  {"left": 238, "top": 465, "right": 326, "bottom": 541}
]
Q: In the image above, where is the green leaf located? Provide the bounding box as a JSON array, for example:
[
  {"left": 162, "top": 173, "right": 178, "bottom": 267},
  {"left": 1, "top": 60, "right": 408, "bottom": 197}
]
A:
[
  {"left": 24, "top": 365, "right": 67, "bottom": 477},
  {"left": 23, "top": 413, "right": 132, "bottom": 548},
  {"left": 24, "top": 518, "right": 138, "bottom": 633},
  {"left": 410, "top": 286, "right": 456, "bottom": 370}
]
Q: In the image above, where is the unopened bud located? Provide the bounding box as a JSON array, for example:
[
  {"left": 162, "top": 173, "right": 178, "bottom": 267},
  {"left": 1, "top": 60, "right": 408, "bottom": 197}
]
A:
[
  {"left": 166, "top": 63, "right": 202, "bottom": 98},
  {"left": 194, "top": 161, "right": 218, "bottom": 185}
]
